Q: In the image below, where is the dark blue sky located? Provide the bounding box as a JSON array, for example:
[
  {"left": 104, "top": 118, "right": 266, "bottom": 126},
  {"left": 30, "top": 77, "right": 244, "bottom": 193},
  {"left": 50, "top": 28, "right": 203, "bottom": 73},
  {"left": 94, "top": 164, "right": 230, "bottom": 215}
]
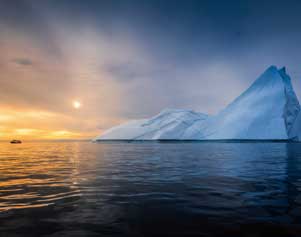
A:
[{"left": 1, "top": 0, "right": 301, "bottom": 137}]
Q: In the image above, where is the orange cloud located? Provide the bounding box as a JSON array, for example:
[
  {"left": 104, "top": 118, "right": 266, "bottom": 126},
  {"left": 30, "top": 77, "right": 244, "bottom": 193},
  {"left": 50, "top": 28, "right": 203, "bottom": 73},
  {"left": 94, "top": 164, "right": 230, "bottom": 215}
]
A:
[{"left": 0, "top": 106, "right": 98, "bottom": 140}]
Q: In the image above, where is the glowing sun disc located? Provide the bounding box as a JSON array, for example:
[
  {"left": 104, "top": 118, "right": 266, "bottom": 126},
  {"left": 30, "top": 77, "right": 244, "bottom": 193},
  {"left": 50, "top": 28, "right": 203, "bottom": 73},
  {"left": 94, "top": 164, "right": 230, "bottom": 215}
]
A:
[{"left": 73, "top": 101, "right": 81, "bottom": 109}]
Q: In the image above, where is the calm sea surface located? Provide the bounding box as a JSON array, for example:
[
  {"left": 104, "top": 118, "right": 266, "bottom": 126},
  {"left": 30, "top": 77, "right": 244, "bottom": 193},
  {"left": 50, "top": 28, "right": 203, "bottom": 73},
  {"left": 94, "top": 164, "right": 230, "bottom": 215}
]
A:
[{"left": 0, "top": 141, "right": 301, "bottom": 236}]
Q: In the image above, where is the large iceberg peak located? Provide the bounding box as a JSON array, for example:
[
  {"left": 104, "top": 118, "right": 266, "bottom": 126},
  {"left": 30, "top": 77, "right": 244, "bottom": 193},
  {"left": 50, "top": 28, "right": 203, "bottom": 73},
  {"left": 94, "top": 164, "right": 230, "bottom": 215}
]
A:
[
  {"left": 253, "top": 65, "right": 292, "bottom": 88},
  {"left": 251, "top": 65, "right": 284, "bottom": 87},
  {"left": 278, "top": 66, "right": 287, "bottom": 74},
  {"left": 195, "top": 65, "right": 300, "bottom": 140},
  {"left": 265, "top": 65, "right": 279, "bottom": 72}
]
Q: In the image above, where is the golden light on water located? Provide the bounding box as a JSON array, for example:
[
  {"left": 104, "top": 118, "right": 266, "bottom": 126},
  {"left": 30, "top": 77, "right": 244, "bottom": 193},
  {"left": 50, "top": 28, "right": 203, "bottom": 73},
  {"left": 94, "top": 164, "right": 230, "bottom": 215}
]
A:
[
  {"left": 73, "top": 101, "right": 81, "bottom": 109},
  {"left": 0, "top": 142, "right": 82, "bottom": 212}
]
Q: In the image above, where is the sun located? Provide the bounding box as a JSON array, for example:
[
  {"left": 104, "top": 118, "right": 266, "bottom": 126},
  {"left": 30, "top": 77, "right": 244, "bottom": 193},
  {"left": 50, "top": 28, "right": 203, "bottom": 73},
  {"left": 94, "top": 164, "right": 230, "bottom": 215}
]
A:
[{"left": 73, "top": 100, "right": 81, "bottom": 109}]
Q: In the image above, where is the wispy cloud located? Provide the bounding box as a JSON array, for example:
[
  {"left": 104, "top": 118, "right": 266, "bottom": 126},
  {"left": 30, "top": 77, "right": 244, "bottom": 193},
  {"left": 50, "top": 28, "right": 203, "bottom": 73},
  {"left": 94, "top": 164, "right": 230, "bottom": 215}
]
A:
[{"left": 12, "top": 58, "right": 33, "bottom": 66}]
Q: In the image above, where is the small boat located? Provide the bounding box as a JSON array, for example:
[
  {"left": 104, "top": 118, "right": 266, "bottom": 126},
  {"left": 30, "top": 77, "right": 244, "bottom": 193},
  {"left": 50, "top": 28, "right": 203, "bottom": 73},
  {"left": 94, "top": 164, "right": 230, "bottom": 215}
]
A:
[{"left": 10, "top": 140, "right": 22, "bottom": 144}]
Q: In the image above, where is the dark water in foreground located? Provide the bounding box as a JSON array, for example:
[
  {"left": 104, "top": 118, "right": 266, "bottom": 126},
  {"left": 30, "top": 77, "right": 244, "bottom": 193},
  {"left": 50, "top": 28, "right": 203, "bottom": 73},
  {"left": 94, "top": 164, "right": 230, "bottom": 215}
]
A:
[{"left": 0, "top": 141, "right": 301, "bottom": 237}]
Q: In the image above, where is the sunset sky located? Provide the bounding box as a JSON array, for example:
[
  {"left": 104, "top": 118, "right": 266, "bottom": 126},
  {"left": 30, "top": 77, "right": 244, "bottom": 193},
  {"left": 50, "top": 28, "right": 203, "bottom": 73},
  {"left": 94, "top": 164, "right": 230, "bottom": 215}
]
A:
[{"left": 1, "top": 0, "right": 301, "bottom": 139}]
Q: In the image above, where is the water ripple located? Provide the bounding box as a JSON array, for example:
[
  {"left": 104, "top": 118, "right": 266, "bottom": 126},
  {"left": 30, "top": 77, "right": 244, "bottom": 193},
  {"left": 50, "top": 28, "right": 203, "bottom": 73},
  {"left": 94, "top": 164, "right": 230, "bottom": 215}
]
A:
[{"left": 0, "top": 141, "right": 301, "bottom": 236}]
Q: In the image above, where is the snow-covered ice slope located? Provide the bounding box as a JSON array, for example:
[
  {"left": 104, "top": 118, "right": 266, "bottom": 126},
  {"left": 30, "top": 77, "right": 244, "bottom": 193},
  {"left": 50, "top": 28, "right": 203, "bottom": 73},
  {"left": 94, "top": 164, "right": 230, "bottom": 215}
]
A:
[
  {"left": 93, "top": 109, "right": 208, "bottom": 140},
  {"left": 94, "top": 66, "right": 301, "bottom": 141}
]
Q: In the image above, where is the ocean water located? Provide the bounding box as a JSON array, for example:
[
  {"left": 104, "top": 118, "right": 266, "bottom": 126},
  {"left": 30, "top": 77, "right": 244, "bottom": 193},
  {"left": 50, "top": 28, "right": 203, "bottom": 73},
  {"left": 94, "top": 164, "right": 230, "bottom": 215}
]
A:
[{"left": 0, "top": 141, "right": 301, "bottom": 236}]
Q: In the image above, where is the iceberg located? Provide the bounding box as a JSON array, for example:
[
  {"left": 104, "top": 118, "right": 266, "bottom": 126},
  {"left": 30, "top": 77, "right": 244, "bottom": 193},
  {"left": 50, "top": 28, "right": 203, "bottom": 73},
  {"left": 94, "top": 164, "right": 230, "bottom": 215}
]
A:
[
  {"left": 93, "top": 66, "right": 301, "bottom": 141},
  {"left": 95, "top": 109, "right": 208, "bottom": 140}
]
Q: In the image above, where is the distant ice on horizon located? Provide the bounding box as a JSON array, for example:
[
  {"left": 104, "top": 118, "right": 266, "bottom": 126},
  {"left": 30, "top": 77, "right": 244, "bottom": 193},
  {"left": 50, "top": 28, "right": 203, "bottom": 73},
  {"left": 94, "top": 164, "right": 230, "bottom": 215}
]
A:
[{"left": 93, "top": 66, "right": 301, "bottom": 141}]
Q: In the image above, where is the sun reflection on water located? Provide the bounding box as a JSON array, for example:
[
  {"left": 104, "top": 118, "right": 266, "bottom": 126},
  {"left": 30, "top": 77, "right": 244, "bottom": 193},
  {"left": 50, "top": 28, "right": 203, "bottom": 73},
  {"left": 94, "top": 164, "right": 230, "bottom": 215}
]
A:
[{"left": 0, "top": 142, "right": 83, "bottom": 212}]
